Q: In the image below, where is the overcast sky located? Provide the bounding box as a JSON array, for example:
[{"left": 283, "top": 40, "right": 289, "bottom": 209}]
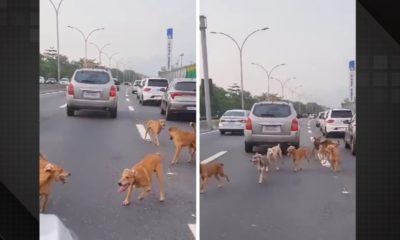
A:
[
  {"left": 40, "top": 0, "right": 196, "bottom": 76},
  {"left": 200, "top": 0, "right": 355, "bottom": 108}
]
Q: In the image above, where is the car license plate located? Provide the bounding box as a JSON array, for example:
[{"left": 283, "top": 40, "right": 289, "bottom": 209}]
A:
[
  {"left": 262, "top": 125, "right": 280, "bottom": 133},
  {"left": 187, "top": 106, "right": 196, "bottom": 110},
  {"left": 83, "top": 91, "right": 100, "bottom": 99}
]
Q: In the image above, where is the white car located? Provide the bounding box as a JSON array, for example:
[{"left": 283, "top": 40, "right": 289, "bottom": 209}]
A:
[
  {"left": 59, "top": 78, "right": 69, "bottom": 85},
  {"left": 40, "top": 214, "right": 76, "bottom": 240},
  {"left": 40, "top": 76, "right": 45, "bottom": 84},
  {"left": 322, "top": 109, "right": 353, "bottom": 137},
  {"left": 138, "top": 78, "right": 169, "bottom": 105},
  {"left": 316, "top": 111, "right": 325, "bottom": 127},
  {"left": 318, "top": 111, "right": 329, "bottom": 130},
  {"left": 132, "top": 80, "right": 142, "bottom": 94},
  {"left": 219, "top": 109, "right": 249, "bottom": 135}
]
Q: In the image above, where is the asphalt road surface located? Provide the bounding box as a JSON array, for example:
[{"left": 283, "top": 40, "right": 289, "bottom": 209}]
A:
[
  {"left": 40, "top": 86, "right": 196, "bottom": 240},
  {"left": 200, "top": 118, "right": 355, "bottom": 240}
]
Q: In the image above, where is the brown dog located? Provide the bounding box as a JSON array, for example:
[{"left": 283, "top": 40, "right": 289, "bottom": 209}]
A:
[
  {"left": 39, "top": 153, "right": 71, "bottom": 213},
  {"left": 312, "top": 137, "right": 338, "bottom": 160},
  {"left": 286, "top": 146, "right": 312, "bottom": 172},
  {"left": 318, "top": 139, "right": 340, "bottom": 161},
  {"left": 144, "top": 119, "right": 166, "bottom": 146},
  {"left": 325, "top": 144, "right": 341, "bottom": 172},
  {"left": 168, "top": 123, "right": 196, "bottom": 165},
  {"left": 117, "top": 153, "right": 165, "bottom": 206},
  {"left": 200, "top": 162, "right": 230, "bottom": 193}
]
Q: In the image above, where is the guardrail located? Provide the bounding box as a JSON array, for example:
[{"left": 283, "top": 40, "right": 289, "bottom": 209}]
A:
[{"left": 40, "top": 84, "right": 67, "bottom": 94}]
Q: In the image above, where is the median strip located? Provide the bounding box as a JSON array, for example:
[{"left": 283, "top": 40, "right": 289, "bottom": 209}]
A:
[{"left": 201, "top": 151, "right": 227, "bottom": 164}]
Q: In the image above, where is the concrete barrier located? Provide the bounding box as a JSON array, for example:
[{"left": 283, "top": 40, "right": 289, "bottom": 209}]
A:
[
  {"left": 40, "top": 84, "right": 66, "bottom": 94},
  {"left": 200, "top": 120, "right": 219, "bottom": 132}
]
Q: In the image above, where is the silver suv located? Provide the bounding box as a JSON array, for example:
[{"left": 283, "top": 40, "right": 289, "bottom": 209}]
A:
[
  {"left": 244, "top": 101, "right": 300, "bottom": 153},
  {"left": 66, "top": 68, "right": 118, "bottom": 118},
  {"left": 160, "top": 79, "right": 196, "bottom": 120}
]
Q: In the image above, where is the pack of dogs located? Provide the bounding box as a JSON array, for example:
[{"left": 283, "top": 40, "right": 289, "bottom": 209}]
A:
[
  {"left": 39, "top": 120, "right": 196, "bottom": 213},
  {"left": 200, "top": 136, "right": 342, "bottom": 193}
]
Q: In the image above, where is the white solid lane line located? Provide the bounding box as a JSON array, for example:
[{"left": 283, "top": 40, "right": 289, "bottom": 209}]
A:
[
  {"left": 59, "top": 104, "right": 67, "bottom": 108},
  {"left": 136, "top": 124, "right": 151, "bottom": 141},
  {"left": 201, "top": 151, "right": 227, "bottom": 164},
  {"left": 188, "top": 224, "right": 196, "bottom": 239},
  {"left": 200, "top": 130, "right": 219, "bottom": 135},
  {"left": 128, "top": 106, "right": 134, "bottom": 111}
]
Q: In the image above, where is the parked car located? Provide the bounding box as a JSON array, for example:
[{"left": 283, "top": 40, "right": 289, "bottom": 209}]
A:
[
  {"left": 322, "top": 109, "right": 353, "bottom": 137},
  {"left": 59, "top": 78, "right": 69, "bottom": 85},
  {"left": 218, "top": 109, "right": 250, "bottom": 135},
  {"left": 46, "top": 78, "right": 57, "bottom": 84},
  {"left": 66, "top": 68, "right": 118, "bottom": 118},
  {"left": 132, "top": 80, "right": 142, "bottom": 94},
  {"left": 40, "top": 76, "right": 45, "bottom": 84},
  {"left": 139, "top": 78, "right": 169, "bottom": 105},
  {"left": 344, "top": 113, "right": 356, "bottom": 155},
  {"left": 316, "top": 111, "right": 325, "bottom": 127},
  {"left": 160, "top": 79, "right": 196, "bottom": 120},
  {"left": 244, "top": 101, "right": 300, "bottom": 153}
]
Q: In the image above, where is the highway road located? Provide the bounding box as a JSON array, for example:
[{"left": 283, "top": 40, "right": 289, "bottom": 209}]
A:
[
  {"left": 200, "top": 118, "right": 355, "bottom": 240},
  {"left": 40, "top": 86, "right": 196, "bottom": 239}
]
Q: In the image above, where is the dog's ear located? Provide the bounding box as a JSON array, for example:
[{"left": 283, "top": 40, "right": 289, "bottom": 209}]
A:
[{"left": 45, "top": 163, "right": 54, "bottom": 172}]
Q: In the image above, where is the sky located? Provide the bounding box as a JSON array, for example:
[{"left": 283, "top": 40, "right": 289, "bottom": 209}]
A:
[
  {"left": 200, "top": 0, "right": 355, "bottom": 108},
  {"left": 40, "top": 0, "right": 196, "bottom": 77}
]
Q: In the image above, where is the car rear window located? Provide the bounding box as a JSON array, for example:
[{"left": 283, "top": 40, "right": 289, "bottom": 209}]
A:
[
  {"left": 174, "top": 82, "right": 196, "bottom": 91},
  {"left": 148, "top": 79, "right": 168, "bottom": 87},
  {"left": 331, "top": 110, "right": 352, "bottom": 118},
  {"left": 224, "top": 111, "right": 245, "bottom": 117},
  {"left": 75, "top": 71, "right": 110, "bottom": 84},
  {"left": 253, "top": 104, "right": 291, "bottom": 118}
]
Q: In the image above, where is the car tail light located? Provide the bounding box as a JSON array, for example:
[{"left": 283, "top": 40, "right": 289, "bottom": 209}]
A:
[
  {"left": 67, "top": 83, "right": 74, "bottom": 95},
  {"left": 245, "top": 117, "right": 252, "bottom": 130},
  {"left": 110, "top": 85, "right": 117, "bottom": 97},
  {"left": 143, "top": 87, "right": 151, "bottom": 92},
  {"left": 291, "top": 118, "right": 299, "bottom": 131},
  {"left": 327, "top": 119, "right": 335, "bottom": 123},
  {"left": 170, "top": 92, "right": 184, "bottom": 99}
]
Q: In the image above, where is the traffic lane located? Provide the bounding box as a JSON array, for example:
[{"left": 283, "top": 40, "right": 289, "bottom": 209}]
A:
[
  {"left": 40, "top": 91, "right": 67, "bottom": 122},
  {"left": 40, "top": 90, "right": 195, "bottom": 240},
  {"left": 200, "top": 120, "right": 355, "bottom": 240}
]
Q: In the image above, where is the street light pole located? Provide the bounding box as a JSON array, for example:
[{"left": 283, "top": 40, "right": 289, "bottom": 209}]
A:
[
  {"left": 67, "top": 26, "right": 105, "bottom": 67},
  {"left": 200, "top": 16, "right": 213, "bottom": 130},
  {"left": 179, "top": 53, "right": 184, "bottom": 68},
  {"left": 89, "top": 42, "right": 110, "bottom": 66},
  {"left": 49, "top": 0, "right": 65, "bottom": 81},
  {"left": 211, "top": 27, "right": 269, "bottom": 109},
  {"left": 270, "top": 77, "right": 296, "bottom": 99},
  {"left": 251, "top": 62, "right": 285, "bottom": 100}
]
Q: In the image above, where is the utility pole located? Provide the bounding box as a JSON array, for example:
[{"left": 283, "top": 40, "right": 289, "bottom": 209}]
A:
[{"left": 200, "top": 16, "right": 212, "bottom": 130}]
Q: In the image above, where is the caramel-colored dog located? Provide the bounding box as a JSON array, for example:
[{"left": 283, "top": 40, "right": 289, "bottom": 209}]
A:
[
  {"left": 325, "top": 144, "right": 341, "bottom": 172},
  {"left": 117, "top": 153, "right": 165, "bottom": 206},
  {"left": 39, "top": 153, "right": 71, "bottom": 213},
  {"left": 168, "top": 123, "right": 196, "bottom": 165},
  {"left": 144, "top": 119, "right": 166, "bottom": 146},
  {"left": 200, "top": 162, "right": 230, "bottom": 193},
  {"left": 286, "top": 146, "right": 312, "bottom": 172},
  {"left": 317, "top": 139, "right": 340, "bottom": 161}
]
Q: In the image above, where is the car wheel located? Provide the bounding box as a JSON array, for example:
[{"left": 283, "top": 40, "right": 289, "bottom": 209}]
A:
[
  {"left": 66, "top": 106, "right": 74, "bottom": 116},
  {"left": 350, "top": 138, "right": 356, "bottom": 155},
  {"left": 165, "top": 107, "right": 173, "bottom": 120},
  {"left": 220, "top": 130, "right": 225, "bottom": 135},
  {"left": 160, "top": 106, "right": 166, "bottom": 115},
  {"left": 110, "top": 108, "right": 117, "bottom": 118},
  {"left": 344, "top": 137, "right": 350, "bottom": 149},
  {"left": 245, "top": 142, "right": 253, "bottom": 153}
]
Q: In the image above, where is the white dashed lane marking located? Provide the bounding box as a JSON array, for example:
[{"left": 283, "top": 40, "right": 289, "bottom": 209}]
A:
[
  {"left": 188, "top": 223, "right": 196, "bottom": 239},
  {"left": 200, "top": 130, "right": 219, "bottom": 135},
  {"left": 59, "top": 104, "right": 67, "bottom": 108},
  {"left": 126, "top": 98, "right": 130, "bottom": 102},
  {"left": 136, "top": 124, "right": 151, "bottom": 141},
  {"left": 201, "top": 151, "right": 227, "bottom": 164},
  {"left": 128, "top": 106, "right": 134, "bottom": 111}
]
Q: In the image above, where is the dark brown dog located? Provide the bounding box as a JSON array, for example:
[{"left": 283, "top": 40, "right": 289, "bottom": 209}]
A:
[
  {"left": 39, "top": 153, "right": 71, "bottom": 213},
  {"left": 286, "top": 146, "right": 312, "bottom": 172},
  {"left": 168, "top": 123, "right": 196, "bottom": 165},
  {"left": 117, "top": 153, "right": 165, "bottom": 206},
  {"left": 200, "top": 162, "right": 230, "bottom": 193}
]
